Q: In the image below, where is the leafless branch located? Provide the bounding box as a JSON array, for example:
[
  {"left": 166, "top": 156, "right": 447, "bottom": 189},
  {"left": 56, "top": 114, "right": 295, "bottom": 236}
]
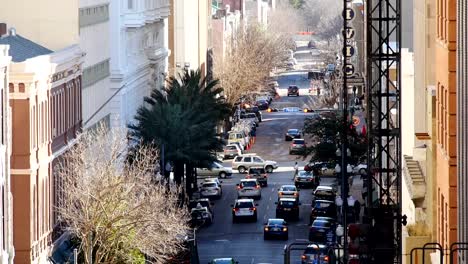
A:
[{"left": 55, "top": 126, "right": 189, "bottom": 264}]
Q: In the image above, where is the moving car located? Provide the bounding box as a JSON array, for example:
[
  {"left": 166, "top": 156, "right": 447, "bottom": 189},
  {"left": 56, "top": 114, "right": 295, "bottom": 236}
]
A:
[
  {"left": 200, "top": 181, "right": 222, "bottom": 199},
  {"left": 309, "top": 218, "right": 334, "bottom": 243},
  {"left": 278, "top": 185, "right": 299, "bottom": 201},
  {"left": 237, "top": 179, "right": 262, "bottom": 199},
  {"left": 223, "top": 144, "right": 243, "bottom": 159},
  {"left": 263, "top": 218, "right": 289, "bottom": 240},
  {"left": 294, "top": 170, "right": 320, "bottom": 188},
  {"left": 289, "top": 138, "right": 307, "bottom": 155},
  {"left": 313, "top": 186, "right": 336, "bottom": 202},
  {"left": 276, "top": 198, "right": 301, "bottom": 220},
  {"left": 209, "top": 258, "right": 239, "bottom": 264},
  {"left": 309, "top": 200, "right": 337, "bottom": 225},
  {"left": 231, "top": 198, "right": 258, "bottom": 222},
  {"left": 232, "top": 154, "right": 278, "bottom": 173},
  {"left": 197, "top": 161, "right": 233, "bottom": 178},
  {"left": 240, "top": 112, "right": 259, "bottom": 127},
  {"left": 301, "top": 244, "right": 332, "bottom": 264},
  {"left": 288, "top": 85, "right": 299, "bottom": 96},
  {"left": 304, "top": 162, "right": 336, "bottom": 176},
  {"left": 285, "top": 128, "right": 302, "bottom": 141},
  {"left": 246, "top": 167, "right": 268, "bottom": 187}
]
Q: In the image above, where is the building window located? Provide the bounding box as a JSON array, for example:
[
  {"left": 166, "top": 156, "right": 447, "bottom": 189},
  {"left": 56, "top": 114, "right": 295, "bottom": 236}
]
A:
[
  {"left": 79, "top": 4, "right": 110, "bottom": 28},
  {"left": 82, "top": 59, "right": 110, "bottom": 89}
]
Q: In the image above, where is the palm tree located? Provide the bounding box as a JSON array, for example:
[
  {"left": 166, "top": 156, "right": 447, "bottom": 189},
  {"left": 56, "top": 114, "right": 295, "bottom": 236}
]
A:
[{"left": 129, "top": 69, "right": 231, "bottom": 197}]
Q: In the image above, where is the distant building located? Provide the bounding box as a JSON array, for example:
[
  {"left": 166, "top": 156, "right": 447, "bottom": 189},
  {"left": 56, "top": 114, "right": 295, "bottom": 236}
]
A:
[{"left": 0, "top": 25, "right": 84, "bottom": 264}]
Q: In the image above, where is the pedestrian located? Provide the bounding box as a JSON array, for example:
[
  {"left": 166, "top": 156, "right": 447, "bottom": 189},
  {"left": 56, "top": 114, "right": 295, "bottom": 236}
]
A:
[
  {"left": 294, "top": 162, "right": 299, "bottom": 178},
  {"left": 164, "top": 161, "right": 172, "bottom": 182}
]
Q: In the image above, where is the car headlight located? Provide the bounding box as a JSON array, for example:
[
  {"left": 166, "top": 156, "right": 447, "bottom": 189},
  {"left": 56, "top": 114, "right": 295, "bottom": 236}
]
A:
[{"left": 264, "top": 227, "right": 269, "bottom": 231}]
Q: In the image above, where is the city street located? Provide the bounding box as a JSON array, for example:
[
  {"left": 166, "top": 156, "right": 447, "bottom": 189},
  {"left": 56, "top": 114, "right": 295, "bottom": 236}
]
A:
[{"left": 197, "top": 93, "right": 337, "bottom": 264}]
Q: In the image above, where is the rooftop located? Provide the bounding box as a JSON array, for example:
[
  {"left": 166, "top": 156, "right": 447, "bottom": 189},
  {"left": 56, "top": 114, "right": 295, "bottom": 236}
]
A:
[{"left": 0, "top": 28, "right": 53, "bottom": 62}]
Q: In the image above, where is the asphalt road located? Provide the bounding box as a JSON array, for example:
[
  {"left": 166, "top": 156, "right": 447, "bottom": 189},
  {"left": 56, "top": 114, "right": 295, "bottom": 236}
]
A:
[{"left": 197, "top": 93, "right": 336, "bottom": 264}]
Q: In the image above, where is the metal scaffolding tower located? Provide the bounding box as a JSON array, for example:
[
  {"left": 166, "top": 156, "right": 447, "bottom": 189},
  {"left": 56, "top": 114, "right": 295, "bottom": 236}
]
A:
[{"left": 364, "top": 0, "right": 402, "bottom": 263}]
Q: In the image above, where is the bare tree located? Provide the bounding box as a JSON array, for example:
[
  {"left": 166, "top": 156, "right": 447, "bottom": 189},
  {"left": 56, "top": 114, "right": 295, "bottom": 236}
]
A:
[
  {"left": 55, "top": 126, "right": 189, "bottom": 264},
  {"left": 213, "top": 22, "right": 290, "bottom": 105},
  {"left": 301, "top": 0, "right": 342, "bottom": 40}
]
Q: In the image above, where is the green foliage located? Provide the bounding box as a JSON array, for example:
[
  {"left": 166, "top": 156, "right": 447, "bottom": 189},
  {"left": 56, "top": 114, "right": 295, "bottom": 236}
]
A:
[
  {"left": 129, "top": 69, "right": 231, "bottom": 185},
  {"left": 303, "top": 113, "right": 367, "bottom": 163},
  {"left": 289, "top": 0, "right": 305, "bottom": 9}
]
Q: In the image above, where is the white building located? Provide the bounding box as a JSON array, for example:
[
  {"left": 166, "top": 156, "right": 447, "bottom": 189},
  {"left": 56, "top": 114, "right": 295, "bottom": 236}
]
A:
[
  {"left": 0, "top": 44, "right": 14, "bottom": 264},
  {"left": 79, "top": 0, "right": 112, "bottom": 129},
  {"left": 244, "top": 0, "right": 269, "bottom": 26},
  {"left": 109, "top": 0, "right": 170, "bottom": 128}
]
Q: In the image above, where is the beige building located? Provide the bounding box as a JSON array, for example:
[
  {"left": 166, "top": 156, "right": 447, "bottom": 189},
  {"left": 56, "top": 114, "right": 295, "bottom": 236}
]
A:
[
  {"left": 0, "top": 42, "right": 14, "bottom": 263},
  {"left": 169, "top": 0, "right": 212, "bottom": 75},
  {"left": 400, "top": 0, "right": 437, "bottom": 262}
]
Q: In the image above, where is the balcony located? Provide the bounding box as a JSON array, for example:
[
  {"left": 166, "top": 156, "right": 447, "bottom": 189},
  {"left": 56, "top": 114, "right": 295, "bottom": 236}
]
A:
[{"left": 123, "top": 0, "right": 170, "bottom": 28}]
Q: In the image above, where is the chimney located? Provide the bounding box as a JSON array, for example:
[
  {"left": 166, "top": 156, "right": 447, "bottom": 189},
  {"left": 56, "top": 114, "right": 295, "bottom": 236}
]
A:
[{"left": 0, "top": 23, "right": 6, "bottom": 37}]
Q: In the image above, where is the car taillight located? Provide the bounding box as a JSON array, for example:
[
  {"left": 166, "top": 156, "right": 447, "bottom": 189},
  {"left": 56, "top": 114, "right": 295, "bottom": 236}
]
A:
[
  {"left": 282, "top": 227, "right": 288, "bottom": 231},
  {"left": 256, "top": 185, "right": 260, "bottom": 189},
  {"left": 233, "top": 208, "right": 239, "bottom": 212},
  {"left": 323, "top": 256, "right": 329, "bottom": 262},
  {"left": 250, "top": 207, "right": 256, "bottom": 211},
  {"left": 294, "top": 193, "right": 298, "bottom": 196},
  {"left": 246, "top": 175, "right": 251, "bottom": 178},
  {"left": 301, "top": 255, "right": 307, "bottom": 260},
  {"left": 264, "top": 227, "right": 269, "bottom": 231},
  {"left": 279, "top": 192, "right": 283, "bottom": 196},
  {"left": 237, "top": 186, "right": 242, "bottom": 190}
]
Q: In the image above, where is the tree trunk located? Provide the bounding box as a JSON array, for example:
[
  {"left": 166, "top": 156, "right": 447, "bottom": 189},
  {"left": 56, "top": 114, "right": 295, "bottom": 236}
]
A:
[
  {"left": 173, "top": 160, "right": 184, "bottom": 185},
  {"left": 185, "top": 162, "right": 194, "bottom": 199}
]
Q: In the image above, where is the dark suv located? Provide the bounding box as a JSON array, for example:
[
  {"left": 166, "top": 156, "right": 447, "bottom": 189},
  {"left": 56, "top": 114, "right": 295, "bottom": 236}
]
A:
[
  {"left": 276, "top": 198, "right": 301, "bottom": 220},
  {"left": 287, "top": 85, "right": 299, "bottom": 96}
]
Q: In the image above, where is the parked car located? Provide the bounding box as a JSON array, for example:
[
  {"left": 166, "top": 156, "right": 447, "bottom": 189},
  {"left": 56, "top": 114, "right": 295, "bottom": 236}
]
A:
[
  {"left": 309, "top": 218, "right": 334, "bottom": 243},
  {"left": 275, "top": 198, "right": 301, "bottom": 220},
  {"left": 188, "top": 198, "right": 214, "bottom": 215},
  {"left": 200, "top": 181, "right": 222, "bottom": 199},
  {"left": 190, "top": 205, "right": 213, "bottom": 226},
  {"left": 240, "top": 112, "right": 259, "bottom": 126},
  {"left": 237, "top": 179, "right": 262, "bottom": 199},
  {"left": 294, "top": 170, "right": 320, "bottom": 188},
  {"left": 304, "top": 162, "right": 336, "bottom": 177},
  {"left": 255, "top": 99, "right": 269, "bottom": 110},
  {"left": 197, "top": 161, "right": 232, "bottom": 178},
  {"left": 232, "top": 154, "right": 278, "bottom": 173},
  {"left": 289, "top": 138, "right": 307, "bottom": 155},
  {"left": 353, "top": 163, "right": 367, "bottom": 175},
  {"left": 223, "top": 144, "right": 243, "bottom": 159},
  {"left": 263, "top": 218, "right": 289, "bottom": 240},
  {"left": 288, "top": 85, "right": 299, "bottom": 96},
  {"left": 309, "top": 200, "right": 337, "bottom": 225},
  {"left": 246, "top": 167, "right": 268, "bottom": 187},
  {"left": 231, "top": 198, "right": 258, "bottom": 222},
  {"left": 278, "top": 185, "right": 299, "bottom": 201},
  {"left": 228, "top": 131, "right": 248, "bottom": 150},
  {"left": 245, "top": 106, "right": 263, "bottom": 122},
  {"left": 301, "top": 244, "right": 332, "bottom": 264},
  {"left": 285, "top": 128, "right": 302, "bottom": 141}
]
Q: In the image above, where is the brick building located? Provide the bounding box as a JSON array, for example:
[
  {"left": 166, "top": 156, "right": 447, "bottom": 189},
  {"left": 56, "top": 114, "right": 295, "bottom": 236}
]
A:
[{"left": 0, "top": 26, "right": 83, "bottom": 264}]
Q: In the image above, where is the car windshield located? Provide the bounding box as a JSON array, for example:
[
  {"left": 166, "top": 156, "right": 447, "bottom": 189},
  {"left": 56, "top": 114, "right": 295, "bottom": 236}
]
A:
[
  {"left": 315, "top": 190, "right": 334, "bottom": 197},
  {"left": 212, "top": 162, "right": 223, "bottom": 168},
  {"left": 298, "top": 171, "right": 312, "bottom": 177},
  {"left": 241, "top": 181, "right": 257, "bottom": 187},
  {"left": 288, "top": 129, "right": 298, "bottom": 134},
  {"left": 249, "top": 168, "right": 265, "bottom": 174},
  {"left": 226, "top": 146, "right": 236, "bottom": 150},
  {"left": 280, "top": 201, "right": 296, "bottom": 207},
  {"left": 236, "top": 201, "right": 253, "bottom": 208},
  {"left": 281, "top": 186, "right": 296, "bottom": 191},
  {"left": 213, "top": 260, "right": 234, "bottom": 264},
  {"left": 312, "top": 220, "right": 331, "bottom": 228},
  {"left": 293, "top": 139, "right": 305, "bottom": 144},
  {"left": 268, "top": 219, "right": 284, "bottom": 225},
  {"left": 229, "top": 133, "right": 238, "bottom": 139},
  {"left": 315, "top": 202, "right": 332, "bottom": 208},
  {"left": 203, "top": 183, "right": 217, "bottom": 188}
]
